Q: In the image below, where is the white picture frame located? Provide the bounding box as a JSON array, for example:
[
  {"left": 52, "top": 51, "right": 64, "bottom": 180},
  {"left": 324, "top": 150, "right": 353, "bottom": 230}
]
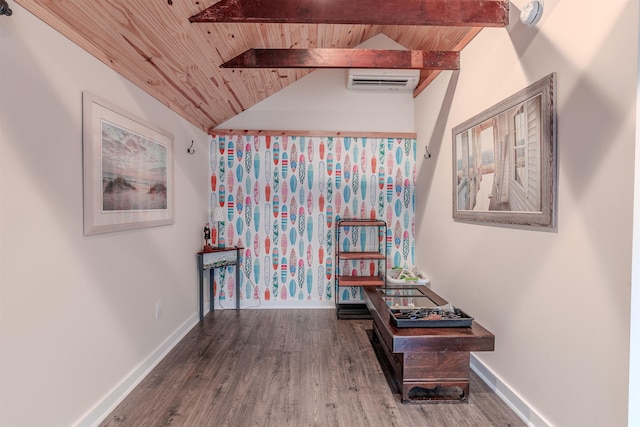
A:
[{"left": 82, "top": 92, "right": 174, "bottom": 235}]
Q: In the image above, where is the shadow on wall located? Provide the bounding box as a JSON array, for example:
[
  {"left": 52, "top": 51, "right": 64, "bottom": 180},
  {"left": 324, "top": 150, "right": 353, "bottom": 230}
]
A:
[
  {"left": 415, "top": 70, "right": 459, "bottom": 226},
  {"left": 506, "top": 2, "right": 540, "bottom": 55},
  {"left": 507, "top": 1, "right": 562, "bottom": 57},
  {"left": 507, "top": 0, "right": 634, "bottom": 204}
]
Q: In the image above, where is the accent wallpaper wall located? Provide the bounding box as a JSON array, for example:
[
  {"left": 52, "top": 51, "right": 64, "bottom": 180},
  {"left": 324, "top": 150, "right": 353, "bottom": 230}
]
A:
[{"left": 209, "top": 134, "right": 416, "bottom": 308}]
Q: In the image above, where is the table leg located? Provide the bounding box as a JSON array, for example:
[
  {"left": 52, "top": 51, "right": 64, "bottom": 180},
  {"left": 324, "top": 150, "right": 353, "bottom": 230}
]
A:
[
  {"left": 235, "top": 247, "right": 240, "bottom": 311},
  {"left": 209, "top": 268, "right": 215, "bottom": 313},
  {"left": 198, "top": 254, "right": 204, "bottom": 321}
]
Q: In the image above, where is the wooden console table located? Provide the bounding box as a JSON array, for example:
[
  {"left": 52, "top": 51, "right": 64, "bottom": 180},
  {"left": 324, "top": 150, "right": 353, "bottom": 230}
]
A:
[
  {"left": 197, "top": 247, "right": 242, "bottom": 319},
  {"left": 363, "top": 285, "right": 494, "bottom": 403}
]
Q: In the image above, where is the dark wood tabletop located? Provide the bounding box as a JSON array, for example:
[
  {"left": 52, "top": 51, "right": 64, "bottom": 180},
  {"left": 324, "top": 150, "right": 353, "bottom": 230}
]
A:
[{"left": 363, "top": 285, "right": 495, "bottom": 353}]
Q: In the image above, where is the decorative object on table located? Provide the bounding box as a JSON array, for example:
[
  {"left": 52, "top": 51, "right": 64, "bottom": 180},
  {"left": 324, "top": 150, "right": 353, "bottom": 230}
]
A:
[
  {"left": 387, "top": 267, "right": 429, "bottom": 285},
  {"left": 389, "top": 302, "right": 474, "bottom": 328},
  {"left": 203, "top": 223, "right": 214, "bottom": 252},
  {"left": 82, "top": 92, "right": 174, "bottom": 235},
  {"left": 380, "top": 287, "right": 472, "bottom": 327},
  {"left": 212, "top": 206, "right": 225, "bottom": 248},
  {"left": 452, "top": 73, "right": 556, "bottom": 228}
]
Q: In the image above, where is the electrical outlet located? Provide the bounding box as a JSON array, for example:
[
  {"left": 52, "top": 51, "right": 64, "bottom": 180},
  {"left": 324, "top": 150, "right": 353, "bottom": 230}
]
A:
[{"left": 155, "top": 300, "right": 162, "bottom": 320}]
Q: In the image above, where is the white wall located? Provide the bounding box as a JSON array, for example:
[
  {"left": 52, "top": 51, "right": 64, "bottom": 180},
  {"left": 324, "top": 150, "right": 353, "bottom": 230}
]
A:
[
  {"left": 0, "top": 5, "right": 210, "bottom": 427},
  {"left": 415, "top": 1, "right": 637, "bottom": 426},
  {"left": 630, "top": 5, "right": 640, "bottom": 423},
  {"left": 217, "top": 34, "right": 415, "bottom": 133}
]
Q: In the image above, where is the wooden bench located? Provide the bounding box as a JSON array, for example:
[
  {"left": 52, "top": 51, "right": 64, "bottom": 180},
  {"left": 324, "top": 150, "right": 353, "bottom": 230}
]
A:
[{"left": 363, "top": 285, "right": 495, "bottom": 403}]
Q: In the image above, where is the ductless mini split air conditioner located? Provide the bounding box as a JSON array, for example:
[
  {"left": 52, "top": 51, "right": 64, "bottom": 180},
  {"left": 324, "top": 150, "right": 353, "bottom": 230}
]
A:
[{"left": 347, "top": 68, "right": 419, "bottom": 92}]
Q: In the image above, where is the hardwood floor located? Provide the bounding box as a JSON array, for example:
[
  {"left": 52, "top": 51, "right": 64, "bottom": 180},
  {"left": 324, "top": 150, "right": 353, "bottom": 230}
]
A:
[{"left": 101, "top": 309, "right": 525, "bottom": 427}]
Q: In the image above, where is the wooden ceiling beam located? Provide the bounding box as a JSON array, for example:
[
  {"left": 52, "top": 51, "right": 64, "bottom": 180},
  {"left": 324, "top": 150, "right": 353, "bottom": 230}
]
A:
[
  {"left": 190, "top": 0, "right": 509, "bottom": 27},
  {"left": 413, "top": 27, "right": 483, "bottom": 97},
  {"left": 221, "top": 48, "right": 460, "bottom": 70}
]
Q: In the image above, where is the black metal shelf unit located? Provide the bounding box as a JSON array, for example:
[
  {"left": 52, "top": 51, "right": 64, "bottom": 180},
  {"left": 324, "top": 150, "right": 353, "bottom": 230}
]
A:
[{"left": 335, "top": 218, "right": 387, "bottom": 319}]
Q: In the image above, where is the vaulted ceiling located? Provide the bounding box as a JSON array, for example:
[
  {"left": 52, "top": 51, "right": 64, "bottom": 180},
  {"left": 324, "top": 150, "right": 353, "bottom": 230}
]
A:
[{"left": 14, "top": 0, "right": 509, "bottom": 133}]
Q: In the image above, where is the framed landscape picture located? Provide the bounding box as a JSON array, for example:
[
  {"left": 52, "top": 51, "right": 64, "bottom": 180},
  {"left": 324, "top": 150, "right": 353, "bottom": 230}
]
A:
[
  {"left": 83, "top": 92, "right": 174, "bottom": 235},
  {"left": 452, "top": 73, "right": 557, "bottom": 228}
]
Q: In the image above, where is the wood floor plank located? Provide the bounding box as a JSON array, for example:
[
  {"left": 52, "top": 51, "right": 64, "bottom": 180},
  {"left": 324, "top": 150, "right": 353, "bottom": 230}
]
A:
[{"left": 101, "top": 309, "right": 525, "bottom": 427}]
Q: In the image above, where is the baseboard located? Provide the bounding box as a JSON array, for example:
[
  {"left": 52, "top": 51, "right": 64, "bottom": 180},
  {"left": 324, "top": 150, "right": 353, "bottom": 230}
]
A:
[
  {"left": 470, "top": 354, "right": 551, "bottom": 427},
  {"left": 72, "top": 313, "right": 200, "bottom": 427},
  {"left": 215, "top": 299, "right": 336, "bottom": 310}
]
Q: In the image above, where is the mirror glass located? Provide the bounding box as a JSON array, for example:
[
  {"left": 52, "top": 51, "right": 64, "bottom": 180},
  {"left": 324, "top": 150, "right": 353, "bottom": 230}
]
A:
[
  {"left": 382, "top": 295, "right": 439, "bottom": 311},
  {"left": 377, "top": 287, "right": 425, "bottom": 297}
]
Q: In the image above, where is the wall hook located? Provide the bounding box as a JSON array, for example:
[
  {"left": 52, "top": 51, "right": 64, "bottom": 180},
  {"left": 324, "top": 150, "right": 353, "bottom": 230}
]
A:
[
  {"left": 187, "top": 140, "right": 195, "bottom": 155},
  {"left": 423, "top": 145, "right": 431, "bottom": 159},
  {"left": 0, "top": 0, "right": 12, "bottom": 16}
]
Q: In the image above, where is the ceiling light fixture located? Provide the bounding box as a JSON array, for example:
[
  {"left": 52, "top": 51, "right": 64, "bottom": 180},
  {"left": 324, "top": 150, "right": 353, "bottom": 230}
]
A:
[{"left": 520, "top": 0, "right": 543, "bottom": 27}]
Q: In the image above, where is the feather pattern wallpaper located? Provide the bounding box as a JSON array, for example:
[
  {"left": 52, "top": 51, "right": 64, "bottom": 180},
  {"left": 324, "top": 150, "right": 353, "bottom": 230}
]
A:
[{"left": 209, "top": 134, "right": 416, "bottom": 308}]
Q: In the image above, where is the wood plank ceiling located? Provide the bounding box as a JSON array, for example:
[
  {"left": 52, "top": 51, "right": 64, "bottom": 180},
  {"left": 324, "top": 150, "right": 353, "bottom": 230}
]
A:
[{"left": 14, "top": 0, "right": 508, "bottom": 133}]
